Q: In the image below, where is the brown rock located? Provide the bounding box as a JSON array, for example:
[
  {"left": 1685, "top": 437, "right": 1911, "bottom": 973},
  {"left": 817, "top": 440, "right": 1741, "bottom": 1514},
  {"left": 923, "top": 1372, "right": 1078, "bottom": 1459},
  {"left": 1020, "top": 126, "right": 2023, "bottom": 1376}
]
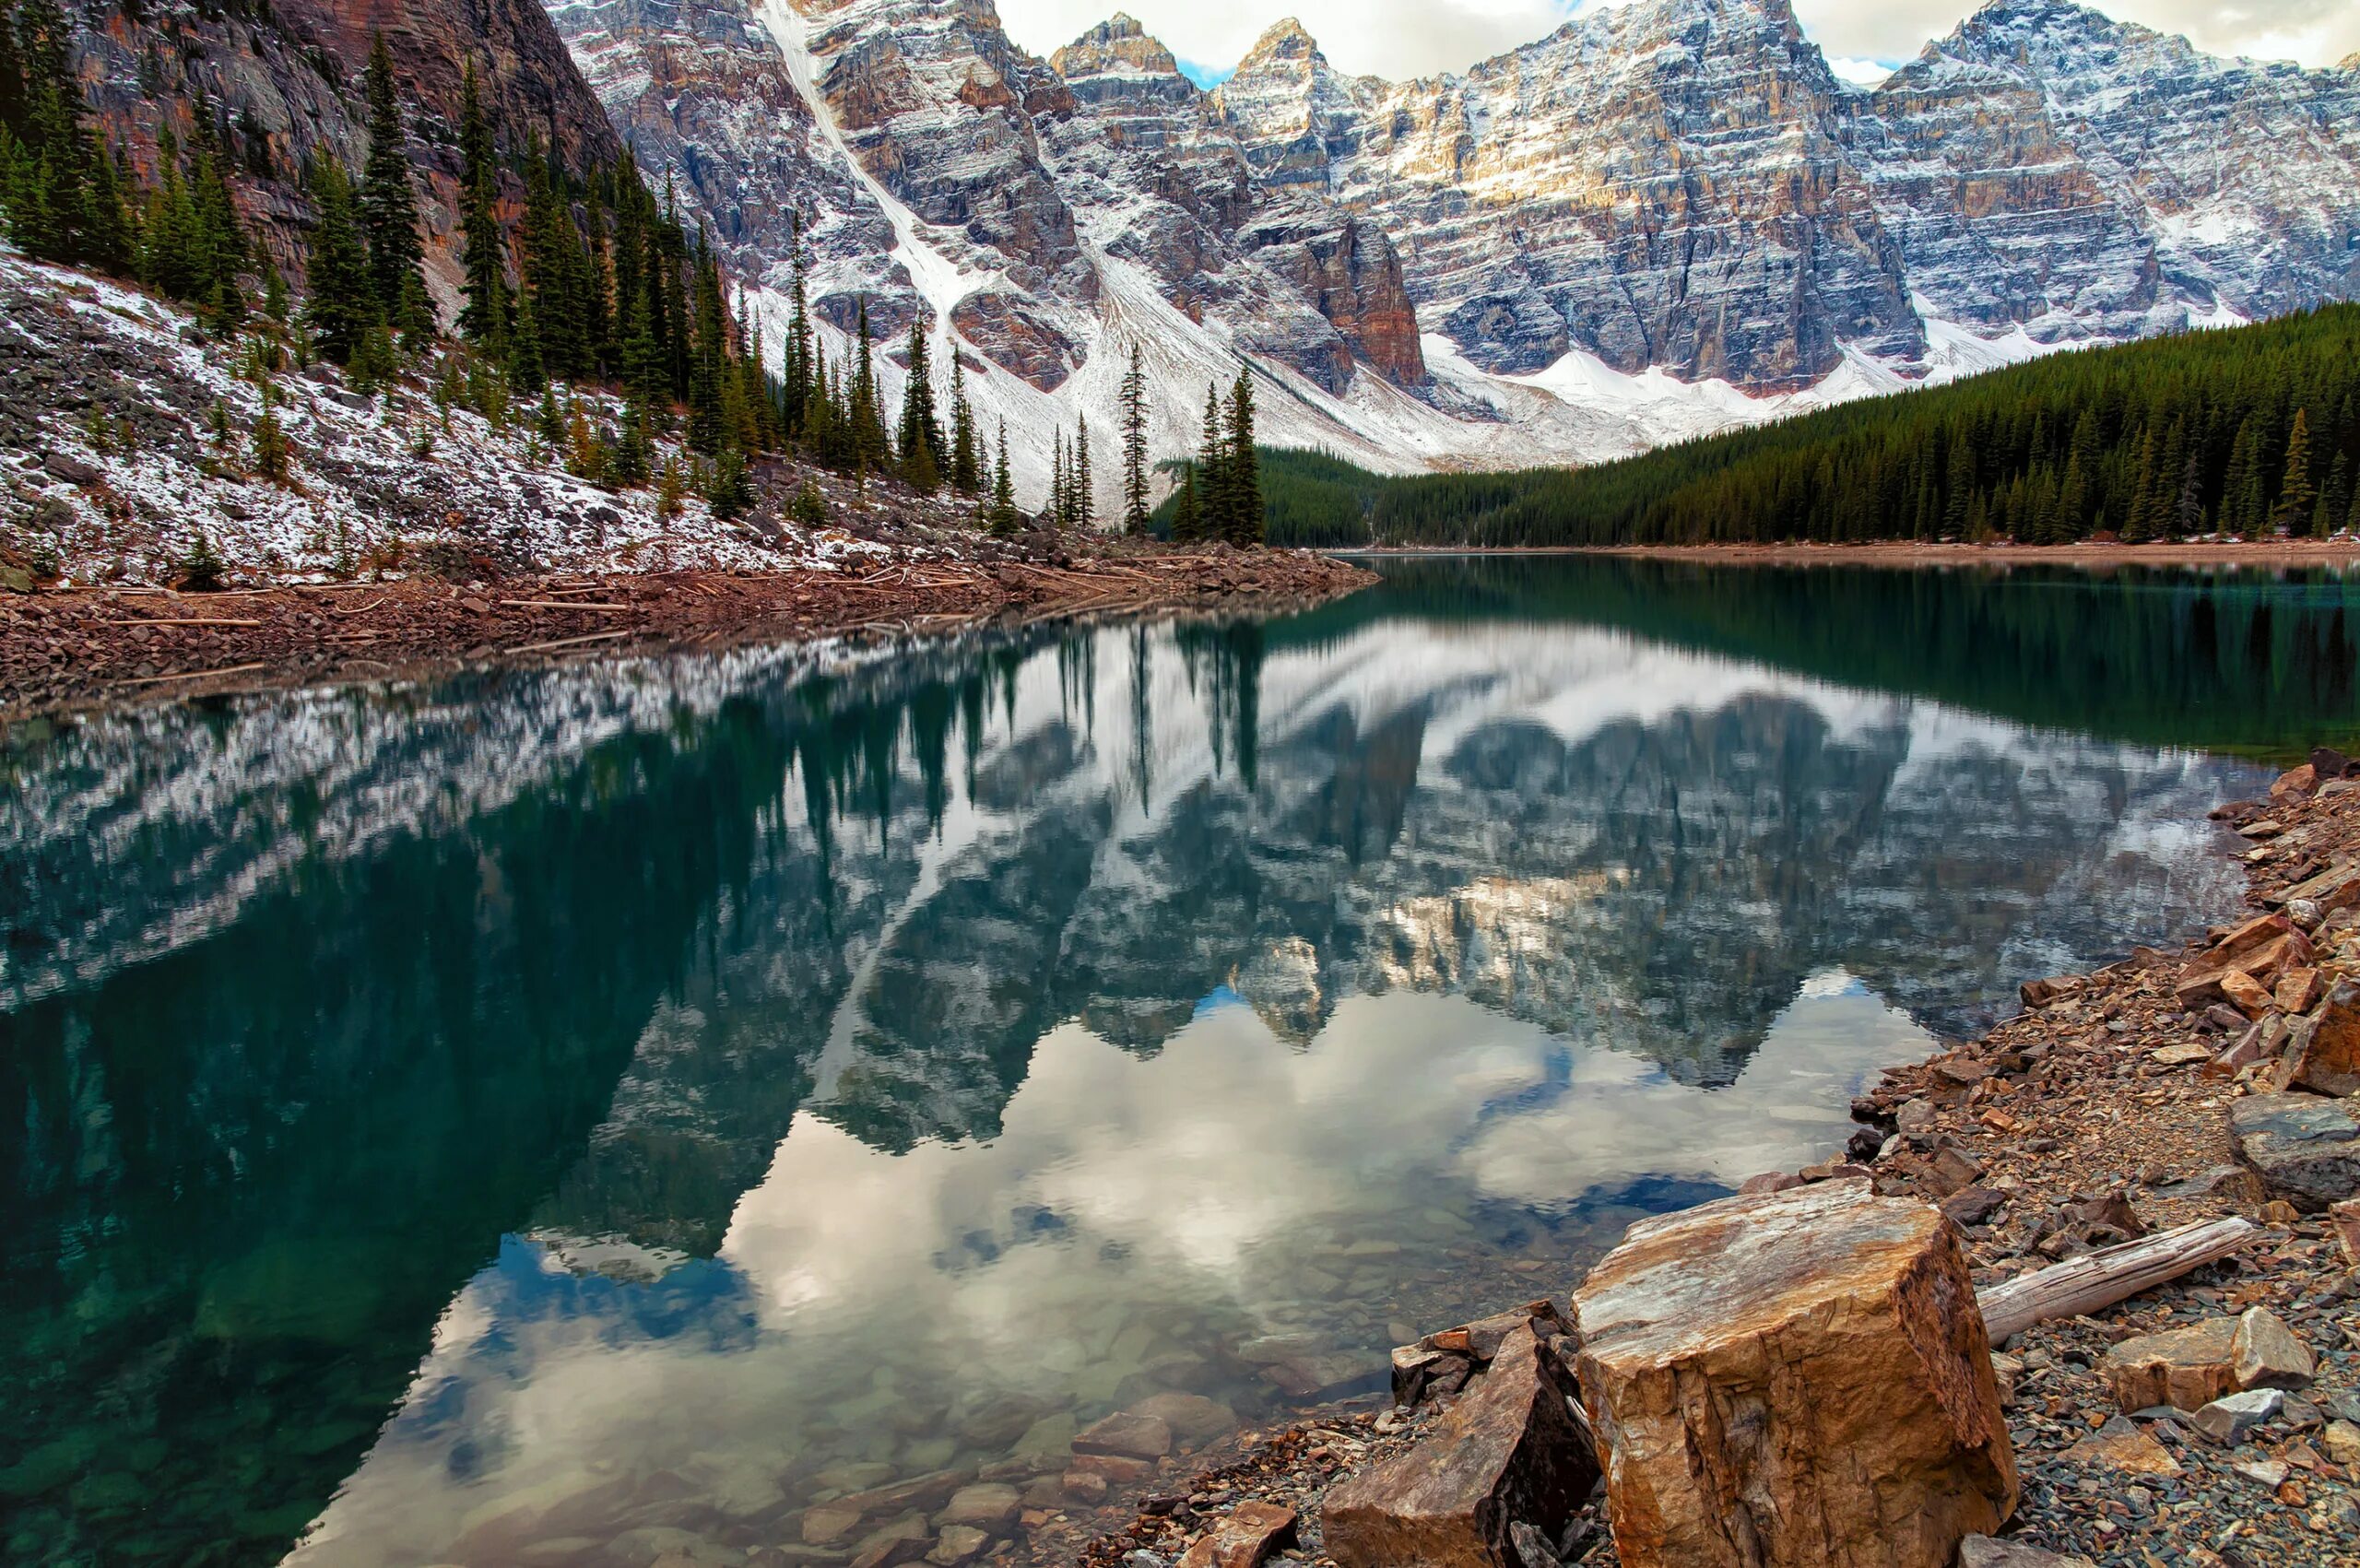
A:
[
  {"left": 1072, "top": 1410, "right": 1173, "bottom": 1461},
  {"left": 2060, "top": 1417, "right": 2181, "bottom": 1477},
  {"left": 2287, "top": 980, "right": 2360, "bottom": 1096},
  {"left": 1958, "top": 1539, "right": 2096, "bottom": 1568},
  {"left": 2271, "top": 763, "right": 2319, "bottom": 800},
  {"left": 2099, "top": 1318, "right": 2238, "bottom": 1411},
  {"left": 2267, "top": 859, "right": 2360, "bottom": 914},
  {"left": 2332, "top": 1199, "right": 2360, "bottom": 1271},
  {"left": 2276, "top": 967, "right": 2325, "bottom": 1014},
  {"left": 1061, "top": 1470, "right": 1110, "bottom": 1503},
  {"left": 848, "top": 1513, "right": 931, "bottom": 1568},
  {"left": 2219, "top": 969, "right": 2276, "bottom": 1019},
  {"left": 836, "top": 1469, "right": 976, "bottom": 1521},
  {"left": 1569, "top": 1183, "right": 2015, "bottom": 1568},
  {"left": 804, "top": 1504, "right": 867, "bottom": 1546},
  {"left": 926, "top": 1525, "right": 989, "bottom": 1566},
  {"left": 2230, "top": 1307, "right": 2316, "bottom": 1392},
  {"left": 1175, "top": 1501, "right": 1299, "bottom": 1568},
  {"left": 1322, "top": 1326, "right": 1599, "bottom": 1568},
  {"left": 1741, "top": 1172, "right": 1803, "bottom": 1195},
  {"left": 1068, "top": 1453, "right": 1154, "bottom": 1482},
  {"left": 933, "top": 1483, "right": 1021, "bottom": 1533},
  {"left": 1123, "top": 1393, "right": 1237, "bottom": 1446}
]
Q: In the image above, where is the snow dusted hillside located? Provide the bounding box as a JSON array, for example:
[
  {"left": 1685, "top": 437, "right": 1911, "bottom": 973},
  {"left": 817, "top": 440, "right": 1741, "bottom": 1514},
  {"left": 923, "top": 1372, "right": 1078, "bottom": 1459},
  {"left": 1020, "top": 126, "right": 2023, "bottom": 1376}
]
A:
[
  {"left": 0, "top": 248, "right": 894, "bottom": 586},
  {"left": 540, "top": 0, "right": 2358, "bottom": 505}
]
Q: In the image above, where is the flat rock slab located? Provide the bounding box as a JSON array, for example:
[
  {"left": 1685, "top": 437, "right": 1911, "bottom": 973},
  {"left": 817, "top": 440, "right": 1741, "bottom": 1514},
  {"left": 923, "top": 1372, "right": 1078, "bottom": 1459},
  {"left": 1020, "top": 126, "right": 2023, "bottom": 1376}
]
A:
[
  {"left": 1570, "top": 1182, "right": 2016, "bottom": 1568},
  {"left": 1072, "top": 1411, "right": 1173, "bottom": 1461},
  {"left": 2060, "top": 1417, "right": 2181, "bottom": 1477},
  {"left": 2231, "top": 1092, "right": 2360, "bottom": 1209},
  {"left": 2099, "top": 1317, "right": 2238, "bottom": 1412},
  {"left": 1323, "top": 1325, "right": 1599, "bottom": 1568},
  {"left": 1176, "top": 1501, "right": 1298, "bottom": 1568},
  {"left": 1958, "top": 1539, "right": 2097, "bottom": 1568}
]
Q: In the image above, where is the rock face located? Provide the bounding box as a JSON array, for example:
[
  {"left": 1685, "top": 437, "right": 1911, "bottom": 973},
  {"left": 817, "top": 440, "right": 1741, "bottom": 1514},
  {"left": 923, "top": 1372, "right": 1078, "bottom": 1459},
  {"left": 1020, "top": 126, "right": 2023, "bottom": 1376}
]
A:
[
  {"left": 65, "top": 0, "right": 621, "bottom": 303},
  {"left": 1322, "top": 1325, "right": 1599, "bottom": 1568},
  {"left": 537, "top": 0, "right": 2360, "bottom": 490},
  {"left": 1570, "top": 1182, "right": 2017, "bottom": 1568},
  {"left": 2231, "top": 1093, "right": 2360, "bottom": 1209}
]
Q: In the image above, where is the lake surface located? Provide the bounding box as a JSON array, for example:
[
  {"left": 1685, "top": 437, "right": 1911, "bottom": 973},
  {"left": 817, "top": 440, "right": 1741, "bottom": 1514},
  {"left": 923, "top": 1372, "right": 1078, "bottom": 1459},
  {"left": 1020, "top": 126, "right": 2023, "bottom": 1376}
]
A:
[{"left": 4, "top": 556, "right": 2353, "bottom": 1568}]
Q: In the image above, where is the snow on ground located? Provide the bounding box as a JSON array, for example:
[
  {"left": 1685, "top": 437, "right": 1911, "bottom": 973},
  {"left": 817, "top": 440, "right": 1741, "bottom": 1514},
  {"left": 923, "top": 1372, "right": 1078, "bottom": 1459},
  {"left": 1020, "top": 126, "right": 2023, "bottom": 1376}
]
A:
[{"left": 0, "top": 246, "right": 893, "bottom": 586}]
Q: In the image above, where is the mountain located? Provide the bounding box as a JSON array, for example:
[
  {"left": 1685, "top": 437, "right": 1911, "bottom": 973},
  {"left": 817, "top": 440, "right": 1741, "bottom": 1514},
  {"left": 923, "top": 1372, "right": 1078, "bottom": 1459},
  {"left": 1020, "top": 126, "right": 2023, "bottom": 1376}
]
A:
[
  {"left": 538, "top": 0, "right": 2359, "bottom": 501},
  {"left": 55, "top": 0, "right": 623, "bottom": 310}
]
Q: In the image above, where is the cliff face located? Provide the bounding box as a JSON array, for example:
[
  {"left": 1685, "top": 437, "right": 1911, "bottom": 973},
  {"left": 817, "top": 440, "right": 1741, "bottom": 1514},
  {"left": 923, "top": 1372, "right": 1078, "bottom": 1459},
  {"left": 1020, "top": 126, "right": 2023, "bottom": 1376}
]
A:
[{"left": 66, "top": 0, "right": 622, "bottom": 308}]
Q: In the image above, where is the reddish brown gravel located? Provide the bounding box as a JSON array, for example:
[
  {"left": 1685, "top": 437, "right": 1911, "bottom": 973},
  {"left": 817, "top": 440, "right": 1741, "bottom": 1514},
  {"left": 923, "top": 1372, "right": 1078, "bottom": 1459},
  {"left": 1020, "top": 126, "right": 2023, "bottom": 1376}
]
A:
[{"left": 0, "top": 543, "right": 1375, "bottom": 721}]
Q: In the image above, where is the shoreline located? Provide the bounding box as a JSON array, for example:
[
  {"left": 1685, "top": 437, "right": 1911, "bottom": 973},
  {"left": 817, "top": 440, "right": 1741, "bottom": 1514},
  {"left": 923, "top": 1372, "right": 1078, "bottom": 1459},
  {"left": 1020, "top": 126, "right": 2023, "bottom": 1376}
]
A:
[
  {"left": 1080, "top": 756, "right": 2360, "bottom": 1568},
  {"left": 1340, "top": 540, "right": 2360, "bottom": 569},
  {"left": 0, "top": 546, "right": 1375, "bottom": 723}
]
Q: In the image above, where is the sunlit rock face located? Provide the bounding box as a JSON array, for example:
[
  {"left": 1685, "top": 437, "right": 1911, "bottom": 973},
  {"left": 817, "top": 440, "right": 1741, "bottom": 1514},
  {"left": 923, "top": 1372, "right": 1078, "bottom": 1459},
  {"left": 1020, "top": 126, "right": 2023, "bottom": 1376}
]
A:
[
  {"left": 1212, "top": 0, "right": 1923, "bottom": 389},
  {"left": 542, "top": 0, "right": 2357, "bottom": 468},
  {"left": 1847, "top": 0, "right": 2360, "bottom": 339}
]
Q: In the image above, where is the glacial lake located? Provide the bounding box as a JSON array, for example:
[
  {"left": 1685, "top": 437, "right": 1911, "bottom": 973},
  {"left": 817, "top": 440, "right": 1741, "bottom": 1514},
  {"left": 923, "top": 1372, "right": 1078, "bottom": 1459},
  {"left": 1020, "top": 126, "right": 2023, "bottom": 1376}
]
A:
[{"left": 5, "top": 555, "right": 2356, "bottom": 1567}]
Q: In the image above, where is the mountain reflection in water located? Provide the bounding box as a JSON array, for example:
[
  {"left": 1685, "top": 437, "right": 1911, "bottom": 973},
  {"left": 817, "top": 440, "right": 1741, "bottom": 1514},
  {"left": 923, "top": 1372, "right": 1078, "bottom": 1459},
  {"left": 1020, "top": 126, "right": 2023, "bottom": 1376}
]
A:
[{"left": 4, "top": 556, "right": 2338, "bottom": 1568}]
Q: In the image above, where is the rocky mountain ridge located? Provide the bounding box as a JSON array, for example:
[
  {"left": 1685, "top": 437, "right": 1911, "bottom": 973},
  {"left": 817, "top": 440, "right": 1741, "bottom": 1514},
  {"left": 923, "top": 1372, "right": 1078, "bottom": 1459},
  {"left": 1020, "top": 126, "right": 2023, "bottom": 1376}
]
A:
[{"left": 537, "top": 0, "right": 2360, "bottom": 500}]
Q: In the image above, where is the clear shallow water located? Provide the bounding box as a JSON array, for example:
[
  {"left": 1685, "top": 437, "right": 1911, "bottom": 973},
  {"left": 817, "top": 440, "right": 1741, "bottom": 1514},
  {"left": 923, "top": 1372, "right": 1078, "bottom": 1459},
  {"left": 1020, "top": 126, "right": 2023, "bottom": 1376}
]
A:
[{"left": 4, "top": 556, "right": 2352, "bottom": 1567}]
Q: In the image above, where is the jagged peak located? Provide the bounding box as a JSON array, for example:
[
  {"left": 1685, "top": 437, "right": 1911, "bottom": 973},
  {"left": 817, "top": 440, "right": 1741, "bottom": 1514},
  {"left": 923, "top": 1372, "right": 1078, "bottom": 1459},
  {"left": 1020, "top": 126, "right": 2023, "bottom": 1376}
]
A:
[
  {"left": 1052, "top": 12, "right": 1182, "bottom": 79},
  {"left": 1240, "top": 17, "right": 1323, "bottom": 68}
]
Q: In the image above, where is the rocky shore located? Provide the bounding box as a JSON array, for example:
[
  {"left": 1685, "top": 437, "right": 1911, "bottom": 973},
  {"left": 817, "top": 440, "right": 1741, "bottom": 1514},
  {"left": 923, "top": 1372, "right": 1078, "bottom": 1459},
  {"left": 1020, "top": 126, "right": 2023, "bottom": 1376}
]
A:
[
  {"left": 0, "top": 543, "right": 1373, "bottom": 720},
  {"left": 1071, "top": 752, "right": 2360, "bottom": 1568}
]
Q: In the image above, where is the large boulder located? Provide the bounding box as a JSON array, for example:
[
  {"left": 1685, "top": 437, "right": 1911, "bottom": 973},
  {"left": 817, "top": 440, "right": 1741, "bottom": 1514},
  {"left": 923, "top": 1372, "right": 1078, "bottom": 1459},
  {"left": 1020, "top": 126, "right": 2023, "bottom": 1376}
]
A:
[
  {"left": 2231, "top": 1093, "right": 2360, "bottom": 1210},
  {"left": 2287, "top": 981, "right": 2360, "bottom": 1096},
  {"left": 1570, "top": 1182, "right": 2016, "bottom": 1568},
  {"left": 2098, "top": 1318, "right": 2238, "bottom": 1411},
  {"left": 1322, "top": 1325, "right": 1599, "bottom": 1568}
]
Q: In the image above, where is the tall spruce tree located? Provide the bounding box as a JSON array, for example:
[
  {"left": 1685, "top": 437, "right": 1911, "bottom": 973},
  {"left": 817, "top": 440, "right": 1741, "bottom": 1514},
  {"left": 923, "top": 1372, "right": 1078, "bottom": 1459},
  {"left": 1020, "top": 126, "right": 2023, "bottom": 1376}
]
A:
[
  {"left": 302, "top": 152, "right": 377, "bottom": 365},
  {"left": 360, "top": 35, "right": 430, "bottom": 339},
  {"left": 2273, "top": 407, "right": 2315, "bottom": 533},
  {"left": 1073, "top": 417, "right": 1094, "bottom": 530},
  {"left": 898, "top": 321, "right": 944, "bottom": 492},
  {"left": 1197, "top": 384, "right": 1226, "bottom": 539},
  {"left": 455, "top": 64, "right": 509, "bottom": 348},
  {"left": 988, "top": 419, "right": 1017, "bottom": 536},
  {"left": 950, "top": 356, "right": 979, "bottom": 496},
  {"left": 1225, "top": 368, "right": 1261, "bottom": 547},
  {"left": 2, "top": 0, "right": 132, "bottom": 270},
  {"left": 1121, "top": 342, "right": 1150, "bottom": 534}
]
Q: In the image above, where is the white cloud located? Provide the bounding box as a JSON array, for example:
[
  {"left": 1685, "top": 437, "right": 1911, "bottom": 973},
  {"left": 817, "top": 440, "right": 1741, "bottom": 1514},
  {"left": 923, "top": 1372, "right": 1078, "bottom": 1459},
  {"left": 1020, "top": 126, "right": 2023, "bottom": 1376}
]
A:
[
  {"left": 1788, "top": 0, "right": 2360, "bottom": 71},
  {"left": 1823, "top": 54, "right": 1899, "bottom": 85},
  {"left": 997, "top": 0, "right": 1581, "bottom": 81},
  {"left": 993, "top": 0, "right": 2360, "bottom": 80}
]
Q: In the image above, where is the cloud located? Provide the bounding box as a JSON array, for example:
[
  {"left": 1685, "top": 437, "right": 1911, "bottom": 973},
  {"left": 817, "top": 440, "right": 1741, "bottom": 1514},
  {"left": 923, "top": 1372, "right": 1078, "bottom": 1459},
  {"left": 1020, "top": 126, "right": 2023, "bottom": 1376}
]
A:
[
  {"left": 1788, "top": 0, "right": 2360, "bottom": 70},
  {"left": 993, "top": 0, "right": 2360, "bottom": 79},
  {"left": 996, "top": 0, "right": 1580, "bottom": 80},
  {"left": 1823, "top": 54, "right": 1899, "bottom": 85}
]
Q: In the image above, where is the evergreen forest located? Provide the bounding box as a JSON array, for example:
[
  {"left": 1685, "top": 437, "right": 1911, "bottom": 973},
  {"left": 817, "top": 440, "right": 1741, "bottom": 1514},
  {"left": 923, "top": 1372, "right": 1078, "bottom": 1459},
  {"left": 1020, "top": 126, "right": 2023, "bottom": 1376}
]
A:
[{"left": 1233, "top": 306, "right": 2360, "bottom": 549}]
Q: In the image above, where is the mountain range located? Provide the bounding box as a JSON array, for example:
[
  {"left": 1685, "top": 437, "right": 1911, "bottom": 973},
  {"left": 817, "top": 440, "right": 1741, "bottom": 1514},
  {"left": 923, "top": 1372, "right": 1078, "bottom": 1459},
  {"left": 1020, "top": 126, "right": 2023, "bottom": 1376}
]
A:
[
  {"left": 41, "top": 0, "right": 2360, "bottom": 504},
  {"left": 532, "top": 0, "right": 2360, "bottom": 501}
]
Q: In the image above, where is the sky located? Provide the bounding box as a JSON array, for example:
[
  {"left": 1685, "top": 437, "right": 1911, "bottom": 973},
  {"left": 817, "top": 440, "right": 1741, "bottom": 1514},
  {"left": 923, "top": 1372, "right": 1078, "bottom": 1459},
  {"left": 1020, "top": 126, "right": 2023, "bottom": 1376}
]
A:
[{"left": 995, "top": 0, "right": 2360, "bottom": 87}]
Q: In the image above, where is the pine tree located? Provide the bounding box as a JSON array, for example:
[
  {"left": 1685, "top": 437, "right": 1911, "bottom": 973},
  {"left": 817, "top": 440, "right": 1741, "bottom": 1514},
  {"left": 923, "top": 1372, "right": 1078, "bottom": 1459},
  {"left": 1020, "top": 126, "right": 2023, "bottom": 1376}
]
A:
[
  {"left": 301, "top": 152, "right": 377, "bottom": 366},
  {"left": 1171, "top": 462, "right": 1202, "bottom": 544},
  {"left": 949, "top": 356, "right": 979, "bottom": 496},
  {"left": 360, "top": 35, "right": 430, "bottom": 340},
  {"left": 1197, "top": 384, "right": 1227, "bottom": 539},
  {"left": 849, "top": 301, "right": 891, "bottom": 470},
  {"left": 2317, "top": 454, "right": 2351, "bottom": 540},
  {"left": 2, "top": 0, "right": 132, "bottom": 271},
  {"left": 988, "top": 419, "right": 1017, "bottom": 536},
  {"left": 2272, "top": 407, "right": 2315, "bottom": 533},
  {"left": 1121, "top": 341, "right": 1150, "bottom": 534},
  {"left": 456, "top": 65, "right": 509, "bottom": 348},
  {"left": 1073, "top": 417, "right": 1094, "bottom": 530},
  {"left": 1225, "top": 368, "right": 1261, "bottom": 547},
  {"left": 898, "top": 321, "right": 944, "bottom": 492},
  {"left": 2220, "top": 412, "right": 2263, "bottom": 536},
  {"left": 2120, "top": 426, "right": 2158, "bottom": 543}
]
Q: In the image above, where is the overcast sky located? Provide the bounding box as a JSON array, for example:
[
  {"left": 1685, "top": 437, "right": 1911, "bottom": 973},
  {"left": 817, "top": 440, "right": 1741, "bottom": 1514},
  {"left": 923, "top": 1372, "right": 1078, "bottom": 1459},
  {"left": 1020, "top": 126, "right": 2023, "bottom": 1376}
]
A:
[{"left": 997, "top": 0, "right": 2360, "bottom": 86}]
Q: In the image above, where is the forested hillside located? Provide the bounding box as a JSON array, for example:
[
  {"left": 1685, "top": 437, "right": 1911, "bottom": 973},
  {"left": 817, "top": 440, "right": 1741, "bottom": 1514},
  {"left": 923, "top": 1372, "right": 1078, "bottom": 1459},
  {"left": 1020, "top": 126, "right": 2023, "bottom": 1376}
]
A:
[{"left": 1231, "top": 307, "right": 2360, "bottom": 548}]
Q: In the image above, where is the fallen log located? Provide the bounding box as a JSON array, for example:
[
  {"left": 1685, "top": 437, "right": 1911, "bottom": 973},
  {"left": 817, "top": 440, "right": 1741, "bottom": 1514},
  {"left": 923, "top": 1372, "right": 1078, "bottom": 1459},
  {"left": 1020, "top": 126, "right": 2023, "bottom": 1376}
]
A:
[{"left": 1976, "top": 1217, "right": 2257, "bottom": 1342}]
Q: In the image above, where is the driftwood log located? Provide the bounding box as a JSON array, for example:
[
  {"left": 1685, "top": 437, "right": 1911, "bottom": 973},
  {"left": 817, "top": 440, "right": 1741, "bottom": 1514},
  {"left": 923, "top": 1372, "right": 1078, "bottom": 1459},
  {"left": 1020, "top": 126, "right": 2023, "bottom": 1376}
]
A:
[{"left": 1975, "top": 1217, "right": 2258, "bottom": 1342}]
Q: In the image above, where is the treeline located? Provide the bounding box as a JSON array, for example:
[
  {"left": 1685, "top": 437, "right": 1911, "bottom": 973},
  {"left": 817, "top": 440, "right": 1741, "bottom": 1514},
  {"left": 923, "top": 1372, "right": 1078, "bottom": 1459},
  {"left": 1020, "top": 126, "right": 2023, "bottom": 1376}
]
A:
[
  {"left": 1150, "top": 369, "right": 1265, "bottom": 547},
  {"left": 1242, "top": 306, "right": 2360, "bottom": 548}
]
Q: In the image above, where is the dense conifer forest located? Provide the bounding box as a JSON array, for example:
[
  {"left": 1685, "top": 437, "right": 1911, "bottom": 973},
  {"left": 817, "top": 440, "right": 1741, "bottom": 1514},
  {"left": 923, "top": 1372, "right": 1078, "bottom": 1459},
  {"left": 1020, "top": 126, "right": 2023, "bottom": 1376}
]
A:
[{"left": 1236, "top": 307, "right": 2360, "bottom": 548}]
